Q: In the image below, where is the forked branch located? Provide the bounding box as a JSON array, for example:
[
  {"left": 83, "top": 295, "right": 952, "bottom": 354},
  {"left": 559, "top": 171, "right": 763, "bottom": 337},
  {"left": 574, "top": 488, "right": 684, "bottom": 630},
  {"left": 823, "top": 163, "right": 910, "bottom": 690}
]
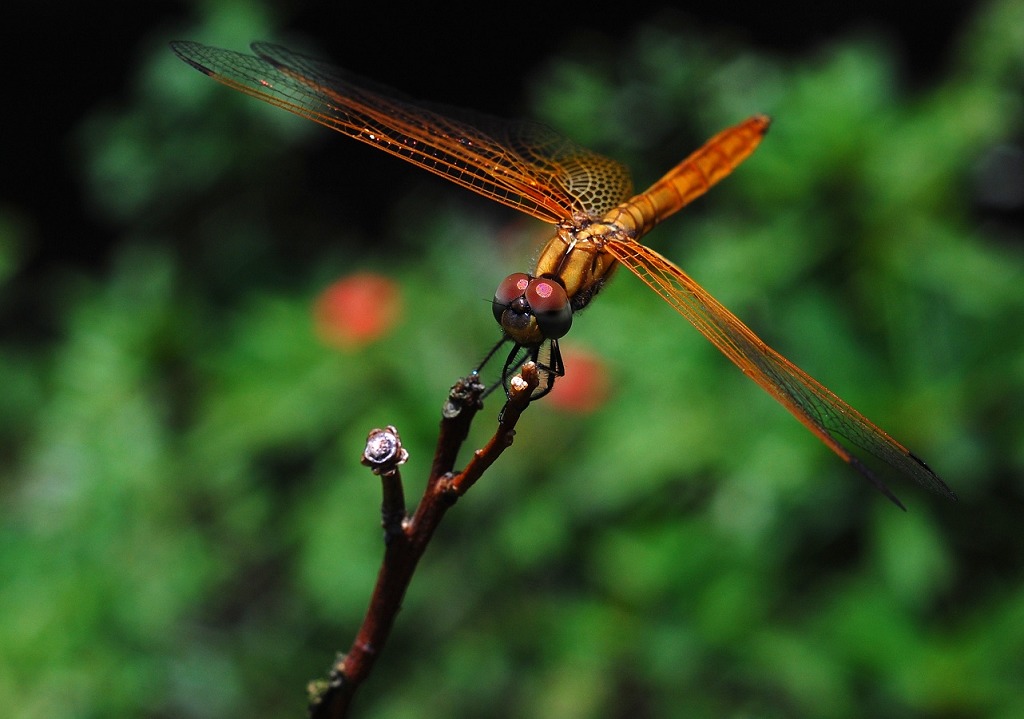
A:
[{"left": 308, "top": 364, "right": 540, "bottom": 718}]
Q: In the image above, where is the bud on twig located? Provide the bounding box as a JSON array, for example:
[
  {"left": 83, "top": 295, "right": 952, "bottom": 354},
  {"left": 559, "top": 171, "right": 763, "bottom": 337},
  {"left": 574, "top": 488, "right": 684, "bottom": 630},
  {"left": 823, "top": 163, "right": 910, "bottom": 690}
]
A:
[{"left": 361, "top": 426, "right": 409, "bottom": 476}]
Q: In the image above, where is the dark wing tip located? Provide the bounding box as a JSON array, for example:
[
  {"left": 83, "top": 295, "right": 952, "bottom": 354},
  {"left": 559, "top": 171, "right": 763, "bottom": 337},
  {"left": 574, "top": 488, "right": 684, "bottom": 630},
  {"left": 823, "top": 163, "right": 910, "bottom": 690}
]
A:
[{"left": 909, "top": 452, "right": 959, "bottom": 501}]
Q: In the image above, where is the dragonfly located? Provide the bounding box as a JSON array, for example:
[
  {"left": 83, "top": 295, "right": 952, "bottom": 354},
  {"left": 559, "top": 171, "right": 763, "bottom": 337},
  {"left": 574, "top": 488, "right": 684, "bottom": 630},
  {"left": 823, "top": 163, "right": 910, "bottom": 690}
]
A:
[{"left": 171, "top": 41, "right": 956, "bottom": 509}]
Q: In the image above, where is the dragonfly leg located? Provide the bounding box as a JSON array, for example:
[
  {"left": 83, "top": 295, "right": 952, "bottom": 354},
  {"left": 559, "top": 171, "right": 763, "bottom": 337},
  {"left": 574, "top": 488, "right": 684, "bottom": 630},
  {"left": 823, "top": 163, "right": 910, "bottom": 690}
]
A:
[
  {"left": 474, "top": 336, "right": 515, "bottom": 399},
  {"left": 498, "top": 340, "right": 563, "bottom": 401},
  {"left": 475, "top": 336, "right": 565, "bottom": 401}
]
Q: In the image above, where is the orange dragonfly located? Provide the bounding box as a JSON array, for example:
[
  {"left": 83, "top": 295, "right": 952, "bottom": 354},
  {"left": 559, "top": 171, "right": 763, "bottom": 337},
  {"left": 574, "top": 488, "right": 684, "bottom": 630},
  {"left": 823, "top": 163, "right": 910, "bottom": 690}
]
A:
[{"left": 171, "top": 41, "right": 956, "bottom": 508}]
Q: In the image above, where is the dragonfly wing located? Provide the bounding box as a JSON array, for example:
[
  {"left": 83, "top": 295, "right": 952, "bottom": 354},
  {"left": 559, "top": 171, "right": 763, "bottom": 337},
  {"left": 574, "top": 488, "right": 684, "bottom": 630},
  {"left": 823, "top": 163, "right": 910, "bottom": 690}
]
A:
[
  {"left": 253, "top": 42, "right": 636, "bottom": 218},
  {"left": 605, "top": 238, "right": 957, "bottom": 507},
  {"left": 170, "top": 41, "right": 633, "bottom": 223},
  {"left": 491, "top": 120, "right": 634, "bottom": 218}
]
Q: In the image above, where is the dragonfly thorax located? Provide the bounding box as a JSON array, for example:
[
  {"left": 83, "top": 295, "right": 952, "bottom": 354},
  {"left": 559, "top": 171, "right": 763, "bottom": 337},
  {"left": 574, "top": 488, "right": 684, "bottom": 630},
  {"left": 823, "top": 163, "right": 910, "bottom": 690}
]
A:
[{"left": 534, "top": 222, "right": 624, "bottom": 312}]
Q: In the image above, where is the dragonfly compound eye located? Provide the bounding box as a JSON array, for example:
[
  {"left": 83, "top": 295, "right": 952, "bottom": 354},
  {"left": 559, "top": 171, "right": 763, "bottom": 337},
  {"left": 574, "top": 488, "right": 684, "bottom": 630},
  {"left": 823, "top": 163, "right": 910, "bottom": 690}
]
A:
[
  {"left": 493, "top": 273, "right": 531, "bottom": 323},
  {"left": 526, "top": 278, "right": 572, "bottom": 339}
]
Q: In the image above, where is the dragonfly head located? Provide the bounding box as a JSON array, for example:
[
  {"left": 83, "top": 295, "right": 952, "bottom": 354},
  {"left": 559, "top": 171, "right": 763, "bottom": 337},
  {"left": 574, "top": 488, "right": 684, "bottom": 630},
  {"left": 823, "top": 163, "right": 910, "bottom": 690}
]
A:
[{"left": 492, "top": 272, "right": 572, "bottom": 346}]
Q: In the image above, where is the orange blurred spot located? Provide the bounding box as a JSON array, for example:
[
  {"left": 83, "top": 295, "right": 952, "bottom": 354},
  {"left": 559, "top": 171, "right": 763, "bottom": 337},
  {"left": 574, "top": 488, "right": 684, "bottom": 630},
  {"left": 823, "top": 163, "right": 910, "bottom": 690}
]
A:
[
  {"left": 313, "top": 273, "right": 402, "bottom": 349},
  {"left": 547, "top": 347, "right": 610, "bottom": 413}
]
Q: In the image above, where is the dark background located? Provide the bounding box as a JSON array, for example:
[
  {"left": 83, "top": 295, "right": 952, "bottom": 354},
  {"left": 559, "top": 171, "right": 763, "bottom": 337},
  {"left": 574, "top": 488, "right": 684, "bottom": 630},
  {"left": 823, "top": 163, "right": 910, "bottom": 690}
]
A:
[{"left": 6, "top": 0, "right": 979, "bottom": 276}]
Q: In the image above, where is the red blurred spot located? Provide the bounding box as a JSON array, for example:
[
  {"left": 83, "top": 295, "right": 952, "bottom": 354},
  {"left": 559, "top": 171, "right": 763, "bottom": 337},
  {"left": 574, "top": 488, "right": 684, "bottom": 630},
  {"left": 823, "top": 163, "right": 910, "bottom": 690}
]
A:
[
  {"left": 547, "top": 347, "right": 611, "bottom": 413},
  {"left": 314, "top": 273, "right": 402, "bottom": 349}
]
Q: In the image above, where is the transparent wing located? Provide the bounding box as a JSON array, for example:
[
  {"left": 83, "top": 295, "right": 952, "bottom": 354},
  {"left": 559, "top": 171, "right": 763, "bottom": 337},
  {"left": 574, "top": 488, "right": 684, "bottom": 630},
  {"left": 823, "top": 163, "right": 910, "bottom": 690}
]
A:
[
  {"left": 605, "top": 238, "right": 957, "bottom": 507},
  {"left": 171, "top": 41, "right": 634, "bottom": 223}
]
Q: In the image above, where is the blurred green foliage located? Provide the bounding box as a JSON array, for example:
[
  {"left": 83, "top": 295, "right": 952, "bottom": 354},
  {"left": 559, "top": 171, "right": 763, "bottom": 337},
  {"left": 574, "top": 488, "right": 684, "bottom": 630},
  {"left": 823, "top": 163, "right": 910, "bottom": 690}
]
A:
[{"left": 3, "top": 1, "right": 1023, "bottom": 717}]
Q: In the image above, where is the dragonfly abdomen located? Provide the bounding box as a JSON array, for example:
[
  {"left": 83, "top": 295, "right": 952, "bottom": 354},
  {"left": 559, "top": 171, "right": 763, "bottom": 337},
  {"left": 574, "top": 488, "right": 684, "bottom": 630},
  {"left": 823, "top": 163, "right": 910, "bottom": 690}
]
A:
[{"left": 608, "top": 114, "right": 772, "bottom": 234}]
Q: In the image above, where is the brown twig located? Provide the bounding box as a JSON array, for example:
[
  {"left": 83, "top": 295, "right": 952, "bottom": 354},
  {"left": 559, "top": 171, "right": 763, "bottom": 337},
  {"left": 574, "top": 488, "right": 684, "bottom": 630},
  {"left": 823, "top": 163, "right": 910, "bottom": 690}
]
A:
[{"left": 308, "top": 364, "right": 539, "bottom": 718}]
